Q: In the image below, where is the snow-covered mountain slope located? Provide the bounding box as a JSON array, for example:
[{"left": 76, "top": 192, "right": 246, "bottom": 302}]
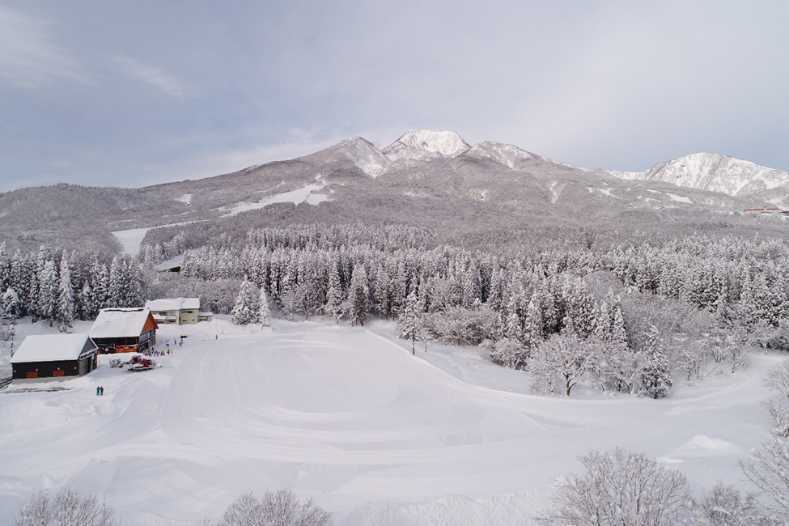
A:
[
  {"left": 2, "top": 130, "right": 786, "bottom": 254},
  {"left": 382, "top": 129, "right": 471, "bottom": 163},
  {"left": 303, "top": 137, "right": 389, "bottom": 177},
  {"left": 608, "top": 153, "right": 789, "bottom": 202},
  {"left": 465, "top": 141, "right": 541, "bottom": 169}
]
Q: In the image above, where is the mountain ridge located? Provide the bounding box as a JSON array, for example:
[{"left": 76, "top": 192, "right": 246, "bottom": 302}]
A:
[{"left": 0, "top": 129, "right": 786, "bottom": 254}]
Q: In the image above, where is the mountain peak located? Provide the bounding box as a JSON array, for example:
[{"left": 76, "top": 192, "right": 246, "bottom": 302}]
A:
[
  {"left": 605, "top": 151, "right": 789, "bottom": 203},
  {"left": 466, "top": 141, "right": 541, "bottom": 169},
  {"left": 383, "top": 129, "right": 470, "bottom": 162}
]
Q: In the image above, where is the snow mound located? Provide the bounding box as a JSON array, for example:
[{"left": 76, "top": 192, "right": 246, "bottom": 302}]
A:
[
  {"left": 466, "top": 142, "right": 539, "bottom": 169},
  {"left": 383, "top": 129, "right": 470, "bottom": 162}
]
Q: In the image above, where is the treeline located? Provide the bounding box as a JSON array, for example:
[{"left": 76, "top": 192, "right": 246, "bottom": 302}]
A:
[
  {"left": 177, "top": 224, "right": 788, "bottom": 397},
  {"left": 0, "top": 242, "right": 145, "bottom": 329}
]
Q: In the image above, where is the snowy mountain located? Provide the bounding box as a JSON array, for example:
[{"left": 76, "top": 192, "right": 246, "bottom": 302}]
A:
[
  {"left": 0, "top": 130, "right": 785, "bottom": 254},
  {"left": 303, "top": 137, "right": 389, "bottom": 178},
  {"left": 382, "top": 129, "right": 471, "bottom": 163},
  {"left": 465, "top": 141, "right": 541, "bottom": 169},
  {"left": 607, "top": 152, "right": 789, "bottom": 206}
]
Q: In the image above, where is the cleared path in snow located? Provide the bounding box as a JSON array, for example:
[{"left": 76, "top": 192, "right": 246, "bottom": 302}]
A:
[{"left": 0, "top": 320, "right": 782, "bottom": 525}]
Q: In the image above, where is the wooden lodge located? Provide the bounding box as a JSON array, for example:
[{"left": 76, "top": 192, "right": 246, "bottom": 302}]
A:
[
  {"left": 11, "top": 334, "right": 98, "bottom": 380},
  {"left": 90, "top": 308, "right": 158, "bottom": 353}
]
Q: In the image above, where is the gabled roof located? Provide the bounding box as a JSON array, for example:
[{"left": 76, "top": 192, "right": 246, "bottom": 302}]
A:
[
  {"left": 90, "top": 308, "right": 154, "bottom": 339},
  {"left": 11, "top": 334, "right": 96, "bottom": 364},
  {"left": 146, "top": 297, "right": 200, "bottom": 311}
]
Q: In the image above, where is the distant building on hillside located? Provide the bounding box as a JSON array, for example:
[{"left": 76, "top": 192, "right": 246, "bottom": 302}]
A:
[
  {"left": 90, "top": 308, "right": 158, "bottom": 353},
  {"left": 11, "top": 334, "right": 98, "bottom": 379},
  {"left": 154, "top": 254, "right": 185, "bottom": 273},
  {"left": 146, "top": 297, "right": 201, "bottom": 325}
]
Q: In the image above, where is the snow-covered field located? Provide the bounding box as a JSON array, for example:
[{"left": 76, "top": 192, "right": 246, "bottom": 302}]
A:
[
  {"left": 111, "top": 220, "right": 206, "bottom": 256},
  {"left": 0, "top": 319, "right": 784, "bottom": 525}
]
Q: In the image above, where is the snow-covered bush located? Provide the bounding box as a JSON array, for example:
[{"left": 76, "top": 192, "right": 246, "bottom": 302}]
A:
[
  {"left": 529, "top": 329, "right": 597, "bottom": 397},
  {"left": 422, "top": 306, "right": 497, "bottom": 346},
  {"left": 216, "top": 490, "right": 330, "bottom": 526},
  {"left": 699, "top": 483, "right": 780, "bottom": 526},
  {"left": 488, "top": 337, "right": 529, "bottom": 369},
  {"left": 538, "top": 448, "right": 694, "bottom": 525},
  {"left": 15, "top": 488, "right": 116, "bottom": 526}
]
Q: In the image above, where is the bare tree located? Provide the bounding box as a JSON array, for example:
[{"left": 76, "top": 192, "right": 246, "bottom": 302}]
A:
[
  {"left": 765, "top": 361, "right": 789, "bottom": 438},
  {"left": 538, "top": 448, "right": 695, "bottom": 526},
  {"left": 741, "top": 439, "right": 789, "bottom": 521},
  {"left": 15, "top": 488, "right": 116, "bottom": 526},
  {"left": 217, "top": 489, "right": 331, "bottom": 526},
  {"left": 699, "top": 483, "right": 780, "bottom": 526}
]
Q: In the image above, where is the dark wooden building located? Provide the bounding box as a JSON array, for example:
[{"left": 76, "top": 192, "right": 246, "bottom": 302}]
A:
[
  {"left": 11, "top": 334, "right": 98, "bottom": 380},
  {"left": 90, "top": 308, "right": 158, "bottom": 353}
]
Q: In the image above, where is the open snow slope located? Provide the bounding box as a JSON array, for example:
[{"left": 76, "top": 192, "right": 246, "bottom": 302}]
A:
[{"left": 0, "top": 320, "right": 783, "bottom": 525}]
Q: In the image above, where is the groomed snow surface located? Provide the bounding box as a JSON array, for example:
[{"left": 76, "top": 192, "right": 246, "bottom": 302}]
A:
[{"left": 0, "top": 318, "right": 784, "bottom": 525}]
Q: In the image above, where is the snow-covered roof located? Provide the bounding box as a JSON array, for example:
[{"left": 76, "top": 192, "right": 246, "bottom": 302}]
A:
[
  {"left": 153, "top": 254, "right": 185, "bottom": 272},
  {"left": 90, "top": 308, "right": 153, "bottom": 339},
  {"left": 146, "top": 297, "right": 200, "bottom": 311},
  {"left": 11, "top": 334, "right": 96, "bottom": 364}
]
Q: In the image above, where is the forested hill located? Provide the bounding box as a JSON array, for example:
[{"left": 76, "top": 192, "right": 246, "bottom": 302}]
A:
[{"left": 1, "top": 130, "right": 786, "bottom": 254}]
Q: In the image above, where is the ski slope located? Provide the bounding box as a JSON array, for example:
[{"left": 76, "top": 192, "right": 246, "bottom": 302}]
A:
[{"left": 0, "top": 319, "right": 783, "bottom": 525}]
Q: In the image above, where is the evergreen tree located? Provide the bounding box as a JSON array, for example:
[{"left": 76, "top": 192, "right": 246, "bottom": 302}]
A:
[
  {"left": 399, "top": 289, "right": 419, "bottom": 354},
  {"left": 640, "top": 326, "right": 672, "bottom": 399},
  {"left": 348, "top": 264, "right": 369, "bottom": 326},
  {"left": 258, "top": 286, "right": 271, "bottom": 327},
  {"left": 37, "top": 259, "right": 58, "bottom": 324},
  {"left": 232, "top": 277, "right": 258, "bottom": 325},
  {"left": 325, "top": 263, "right": 344, "bottom": 323},
  {"left": 1, "top": 287, "right": 20, "bottom": 320},
  {"left": 523, "top": 296, "right": 544, "bottom": 348},
  {"left": 57, "top": 257, "right": 74, "bottom": 331}
]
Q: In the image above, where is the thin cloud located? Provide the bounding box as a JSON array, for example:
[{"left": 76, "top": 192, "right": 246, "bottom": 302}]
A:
[
  {"left": 114, "top": 56, "right": 187, "bottom": 98},
  {"left": 0, "top": 5, "right": 88, "bottom": 88}
]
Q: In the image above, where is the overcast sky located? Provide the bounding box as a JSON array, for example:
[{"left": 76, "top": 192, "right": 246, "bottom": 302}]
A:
[{"left": 1, "top": 0, "right": 787, "bottom": 191}]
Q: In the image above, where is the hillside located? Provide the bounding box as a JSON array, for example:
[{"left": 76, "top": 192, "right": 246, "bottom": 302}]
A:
[{"left": 0, "top": 131, "right": 785, "bottom": 254}]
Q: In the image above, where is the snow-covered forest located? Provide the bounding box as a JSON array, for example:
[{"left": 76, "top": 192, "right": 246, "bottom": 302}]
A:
[{"left": 3, "top": 224, "right": 788, "bottom": 400}]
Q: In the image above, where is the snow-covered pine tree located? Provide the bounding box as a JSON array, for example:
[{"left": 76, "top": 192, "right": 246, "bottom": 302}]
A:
[
  {"left": 640, "top": 326, "right": 672, "bottom": 399},
  {"left": 258, "top": 286, "right": 271, "bottom": 327},
  {"left": 232, "top": 277, "right": 258, "bottom": 325},
  {"left": 57, "top": 257, "right": 74, "bottom": 331},
  {"left": 325, "top": 263, "right": 343, "bottom": 323},
  {"left": 523, "top": 295, "right": 544, "bottom": 348},
  {"left": 37, "top": 259, "right": 58, "bottom": 325},
  {"left": 374, "top": 265, "right": 391, "bottom": 318},
  {"left": 79, "top": 282, "right": 96, "bottom": 320},
  {"left": 1, "top": 287, "right": 19, "bottom": 320},
  {"left": 348, "top": 263, "right": 369, "bottom": 326},
  {"left": 399, "top": 289, "right": 419, "bottom": 354}
]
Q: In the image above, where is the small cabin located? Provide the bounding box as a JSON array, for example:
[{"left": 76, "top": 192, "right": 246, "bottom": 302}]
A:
[
  {"left": 146, "top": 297, "right": 200, "bottom": 325},
  {"left": 11, "top": 334, "right": 98, "bottom": 380},
  {"left": 90, "top": 308, "right": 158, "bottom": 353}
]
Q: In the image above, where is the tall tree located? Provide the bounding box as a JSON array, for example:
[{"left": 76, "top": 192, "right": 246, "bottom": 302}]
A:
[{"left": 399, "top": 290, "right": 420, "bottom": 354}]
